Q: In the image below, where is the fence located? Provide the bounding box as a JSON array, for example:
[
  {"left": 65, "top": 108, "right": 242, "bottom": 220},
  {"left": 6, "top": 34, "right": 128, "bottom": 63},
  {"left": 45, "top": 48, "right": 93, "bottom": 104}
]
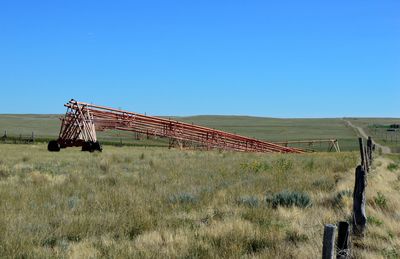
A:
[
  {"left": 322, "top": 136, "right": 373, "bottom": 258},
  {"left": 0, "top": 130, "right": 170, "bottom": 148},
  {"left": 1, "top": 130, "right": 40, "bottom": 144}
]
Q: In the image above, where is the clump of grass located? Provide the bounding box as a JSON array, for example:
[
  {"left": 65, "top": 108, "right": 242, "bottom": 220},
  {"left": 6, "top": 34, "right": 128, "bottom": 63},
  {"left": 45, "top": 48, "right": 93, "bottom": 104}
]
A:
[
  {"left": 272, "top": 158, "right": 293, "bottom": 173},
  {"left": 199, "top": 219, "right": 269, "bottom": 256},
  {"left": 382, "top": 248, "right": 399, "bottom": 258},
  {"left": 374, "top": 192, "right": 387, "bottom": 209},
  {"left": 236, "top": 196, "right": 259, "bottom": 208},
  {"left": 285, "top": 229, "right": 308, "bottom": 244},
  {"left": 148, "top": 159, "right": 154, "bottom": 168},
  {"left": 168, "top": 192, "right": 197, "bottom": 204},
  {"left": 244, "top": 238, "right": 270, "bottom": 254},
  {"left": 387, "top": 163, "right": 399, "bottom": 172},
  {"left": 67, "top": 196, "right": 80, "bottom": 210},
  {"left": 266, "top": 191, "right": 312, "bottom": 208},
  {"left": 99, "top": 159, "right": 111, "bottom": 172},
  {"left": 367, "top": 215, "right": 383, "bottom": 226},
  {"left": 240, "top": 161, "right": 270, "bottom": 173},
  {"left": 28, "top": 171, "right": 49, "bottom": 185},
  {"left": 139, "top": 153, "right": 145, "bottom": 160},
  {"left": 110, "top": 154, "right": 123, "bottom": 163},
  {"left": 0, "top": 164, "right": 10, "bottom": 178},
  {"left": 312, "top": 178, "right": 335, "bottom": 191},
  {"left": 304, "top": 158, "right": 315, "bottom": 171},
  {"left": 333, "top": 189, "right": 352, "bottom": 206}
]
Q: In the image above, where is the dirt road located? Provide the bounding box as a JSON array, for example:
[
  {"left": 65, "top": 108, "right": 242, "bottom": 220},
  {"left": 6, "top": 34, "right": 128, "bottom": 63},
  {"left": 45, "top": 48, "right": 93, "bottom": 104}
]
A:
[{"left": 344, "top": 119, "right": 391, "bottom": 154}]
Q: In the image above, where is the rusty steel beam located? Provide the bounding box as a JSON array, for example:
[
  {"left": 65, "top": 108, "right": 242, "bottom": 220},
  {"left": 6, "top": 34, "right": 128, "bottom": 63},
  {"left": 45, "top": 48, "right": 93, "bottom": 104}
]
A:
[{"left": 52, "top": 99, "right": 304, "bottom": 153}]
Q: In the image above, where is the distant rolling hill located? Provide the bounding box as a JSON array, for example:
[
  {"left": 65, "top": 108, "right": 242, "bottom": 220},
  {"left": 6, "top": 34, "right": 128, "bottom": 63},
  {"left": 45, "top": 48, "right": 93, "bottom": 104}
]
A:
[{"left": 0, "top": 114, "right": 363, "bottom": 151}]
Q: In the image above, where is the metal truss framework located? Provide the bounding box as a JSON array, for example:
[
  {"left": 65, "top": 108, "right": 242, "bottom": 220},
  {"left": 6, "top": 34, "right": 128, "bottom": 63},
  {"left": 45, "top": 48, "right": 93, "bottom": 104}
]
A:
[
  {"left": 55, "top": 99, "right": 305, "bottom": 153},
  {"left": 274, "top": 139, "right": 341, "bottom": 152}
]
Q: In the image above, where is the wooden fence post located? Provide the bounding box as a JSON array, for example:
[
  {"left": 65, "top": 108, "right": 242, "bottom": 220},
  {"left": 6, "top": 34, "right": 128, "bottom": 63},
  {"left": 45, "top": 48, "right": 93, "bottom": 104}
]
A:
[
  {"left": 358, "top": 137, "right": 369, "bottom": 172},
  {"left": 2, "top": 130, "right": 6, "bottom": 142},
  {"left": 367, "top": 137, "right": 373, "bottom": 163},
  {"left": 358, "top": 138, "right": 365, "bottom": 168},
  {"left": 364, "top": 145, "right": 369, "bottom": 172},
  {"left": 322, "top": 224, "right": 336, "bottom": 259},
  {"left": 353, "top": 165, "right": 367, "bottom": 236},
  {"left": 337, "top": 221, "right": 350, "bottom": 259}
]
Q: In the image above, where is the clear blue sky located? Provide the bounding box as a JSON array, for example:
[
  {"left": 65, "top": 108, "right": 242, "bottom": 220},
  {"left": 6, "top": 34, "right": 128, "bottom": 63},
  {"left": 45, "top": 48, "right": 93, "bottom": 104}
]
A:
[{"left": 0, "top": 1, "right": 399, "bottom": 117}]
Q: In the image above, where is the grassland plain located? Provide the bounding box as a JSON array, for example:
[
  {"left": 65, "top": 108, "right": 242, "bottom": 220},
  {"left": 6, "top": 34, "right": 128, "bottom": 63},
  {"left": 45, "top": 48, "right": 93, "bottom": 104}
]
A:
[
  {"left": 347, "top": 118, "right": 400, "bottom": 153},
  {"left": 0, "top": 144, "right": 399, "bottom": 258},
  {"left": 0, "top": 114, "right": 359, "bottom": 151}
]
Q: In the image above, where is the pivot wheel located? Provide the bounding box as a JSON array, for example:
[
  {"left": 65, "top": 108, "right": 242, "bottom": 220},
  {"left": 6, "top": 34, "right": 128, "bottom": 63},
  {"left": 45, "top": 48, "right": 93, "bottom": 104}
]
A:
[
  {"left": 48, "top": 140, "right": 61, "bottom": 152},
  {"left": 92, "top": 141, "right": 103, "bottom": 152},
  {"left": 81, "top": 141, "right": 93, "bottom": 152},
  {"left": 82, "top": 141, "right": 102, "bottom": 152}
]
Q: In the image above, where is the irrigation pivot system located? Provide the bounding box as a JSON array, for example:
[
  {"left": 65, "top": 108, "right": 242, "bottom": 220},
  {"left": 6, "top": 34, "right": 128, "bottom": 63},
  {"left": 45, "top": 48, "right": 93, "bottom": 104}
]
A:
[{"left": 48, "top": 99, "right": 304, "bottom": 153}]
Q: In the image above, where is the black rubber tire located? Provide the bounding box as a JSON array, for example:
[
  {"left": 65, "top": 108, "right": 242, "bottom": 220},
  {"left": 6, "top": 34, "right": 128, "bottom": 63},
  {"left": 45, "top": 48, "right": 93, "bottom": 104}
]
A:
[
  {"left": 48, "top": 140, "right": 61, "bottom": 152},
  {"left": 81, "top": 141, "right": 93, "bottom": 152},
  {"left": 92, "top": 141, "right": 103, "bottom": 152}
]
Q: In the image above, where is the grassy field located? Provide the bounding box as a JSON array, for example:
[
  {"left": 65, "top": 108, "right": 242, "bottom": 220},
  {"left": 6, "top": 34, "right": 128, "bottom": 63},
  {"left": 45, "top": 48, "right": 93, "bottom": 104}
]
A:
[
  {"left": 347, "top": 118, "right": 400, "bottom": 152},
  {"left": 0, "top": 114, "right": 359, "bottom": 151},
  {"left": 0, "top": 144, "right": 399, "bottom": 258}
]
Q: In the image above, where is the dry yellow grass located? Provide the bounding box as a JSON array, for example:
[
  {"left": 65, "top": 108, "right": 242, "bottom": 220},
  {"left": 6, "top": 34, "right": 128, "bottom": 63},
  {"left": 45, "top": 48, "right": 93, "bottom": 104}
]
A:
[{"left": 0, "top": 144, "right": 398, "bottom": 258}]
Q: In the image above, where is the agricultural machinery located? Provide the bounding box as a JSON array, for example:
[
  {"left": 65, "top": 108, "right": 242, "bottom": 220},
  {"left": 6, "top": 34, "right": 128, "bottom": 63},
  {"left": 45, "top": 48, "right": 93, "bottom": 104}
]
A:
[{"left": 48, "top": 99, "right": 305, "bottom": 153}]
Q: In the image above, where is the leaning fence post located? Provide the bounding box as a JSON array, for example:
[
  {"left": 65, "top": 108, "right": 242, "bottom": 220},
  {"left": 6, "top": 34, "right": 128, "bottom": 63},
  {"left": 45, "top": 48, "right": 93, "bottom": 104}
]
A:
[
  {"left": 358, "top": 138, "right": 365, "bottom": 168},
  {"left": 353, "top": 165, "right": 367, "bottom": 236},
  {"left": 367, "top": 136, "right": 373, "bottom": 163},
  {"left": 337, "top": 221, "right": 350, "bottom": 259},
  {"left": 322, "top": 224, "right": 336, "bottom": 259},
  {"left": 358, "top": 137, "right": 369, "bottom": 172}
]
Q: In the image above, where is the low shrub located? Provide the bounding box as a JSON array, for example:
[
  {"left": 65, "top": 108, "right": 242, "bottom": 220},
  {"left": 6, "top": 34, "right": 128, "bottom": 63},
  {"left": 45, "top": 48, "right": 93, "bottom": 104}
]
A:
[
  {"left": 240, "top": 161, "right": 270, "bottom": 173},
  {"left": 272, "top": 158, "right": 293, "bottom": 173},
  {"left": 237, "top": 196, "right": 259, "bottom": 208},
  {"left": 367, "top": 215, "right": 383, "bottom": 226},
  {"left": 0, "top": 165, "right": 10, "bottom": 179},
  {"left": 333, "top": 189, "right": 352, "bottom": 206},
  {"left": 285, "top": 230, "right": 308, "bottom": 244},
  {"left": 67, "top": 196, "right": 80, "bottom": 210},
  {"left": 374, "top": 192, "right": 387, "bottom": 209},
  {"left": 387, "top": 163, "right": 399, "bottom": 172},
  {"left": 312, "top": 178, "right": 335, "bottom": 191},
  {"left": 266, "top": 191, "right": 312, "bottom": 208},
  {"left": 168, "top": 192, "right": 197, "bottom": 204},
  {"left": 382, "top": 248, "right": 399, "bottom": 258}
]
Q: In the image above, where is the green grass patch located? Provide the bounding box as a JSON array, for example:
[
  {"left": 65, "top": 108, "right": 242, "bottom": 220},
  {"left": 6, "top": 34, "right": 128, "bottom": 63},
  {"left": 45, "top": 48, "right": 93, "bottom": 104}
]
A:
[
  {"left": 266, "top": 191, "right": 312, "bottom": 208},
  {"left": 387, "top": 163, "right": 399, "bottom": 172}
]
